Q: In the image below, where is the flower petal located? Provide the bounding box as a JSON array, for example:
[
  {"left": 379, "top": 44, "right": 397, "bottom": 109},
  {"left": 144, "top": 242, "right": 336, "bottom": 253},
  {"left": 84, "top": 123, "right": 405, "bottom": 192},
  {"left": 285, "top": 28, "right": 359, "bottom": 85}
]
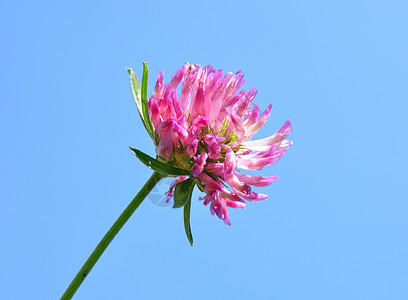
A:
[
  {"left": 244, "top": 119, "right": 292, "bottom": 150},
  {"left": 191, "top": 152, "right": 208, "bottom": 177},
  {"left": 234, "top": 173, "right": 279, "bottom": 187},
  {"left": 245, "top": 103, "right": 273, "bottom": 137}
]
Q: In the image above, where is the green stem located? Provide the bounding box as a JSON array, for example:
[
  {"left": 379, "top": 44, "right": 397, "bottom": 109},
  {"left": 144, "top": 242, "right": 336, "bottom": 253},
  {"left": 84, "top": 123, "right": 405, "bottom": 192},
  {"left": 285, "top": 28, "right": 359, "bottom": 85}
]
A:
[{"left": 61, "top": 171, "right": 166, "bottom": 300}]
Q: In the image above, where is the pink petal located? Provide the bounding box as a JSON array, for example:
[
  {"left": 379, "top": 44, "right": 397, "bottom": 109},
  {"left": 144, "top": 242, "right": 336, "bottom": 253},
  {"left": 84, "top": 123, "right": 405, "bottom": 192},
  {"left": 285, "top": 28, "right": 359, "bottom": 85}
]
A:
[
  {"left": 244, "top": 104, "right": 259, "bottom": 128},
  {"left": 224, "top": 71, "right": 245, "bottom": 100},
  {"left": 222, "top": 145, "right": 236, "bottom": 179},
  {"left": 190, "top": 116, "right": 210, "bottom": 136},
  {"left": 155, "top": 71, "right": 165, "bottom": 100},
  {"left": 225, "top": 107, "right": 245, "bottom": 148},
  {"left": 236, "top": 149, "right": 287, "bottom": 170},
  {"left": 202, "top": 133, "right": 223, "bottom": 160},
  {"left": 170, "top": 65, "right": 186, "bottom": 90},
  {"left": 209, "top": 191, "right": 231, "bottom": 225},
  {"left": 208, "top": 77, "right": 227, "bottom": 122},
  {"left": 186, "top": 139, "right": 199, "bottom": 158},
  {"left": 191, "top": 152, "right": 208, "bottom": 177},
  {"left": 205, "top": 162, "right": 224, "bottom": 177},
  {"left": 244, "top": 119, "right": 292, "bottom": 150},
  {"left": 234, "top": 173, "right": 279, "bottom": 187},
  {"left": 225, "top": 199, "right": 246, "bottom": 209},
  {"left": 234, "top": 88, "right": 258, "bottom": 118},
  {"left": 245, "top": 103, "right": 273, "bottom": 137},
  {"left": 156, "top": 133, "right": 173, "bottom": 160},
  {"left": 148, "top": 95, "right": 163, "bottom": 130},
  {"left": 179, "top": 65, "right": 199, "bottom": 107},
  {"left": 189, "top": 81, "right": 205, "bottom": 119}
]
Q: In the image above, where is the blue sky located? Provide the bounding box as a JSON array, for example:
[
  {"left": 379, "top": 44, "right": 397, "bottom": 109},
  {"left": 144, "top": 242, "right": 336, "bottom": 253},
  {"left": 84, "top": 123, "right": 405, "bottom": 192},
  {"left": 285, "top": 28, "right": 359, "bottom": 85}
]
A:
[{"left": 1, "top": 1, "right": 407, "bottom": 299}]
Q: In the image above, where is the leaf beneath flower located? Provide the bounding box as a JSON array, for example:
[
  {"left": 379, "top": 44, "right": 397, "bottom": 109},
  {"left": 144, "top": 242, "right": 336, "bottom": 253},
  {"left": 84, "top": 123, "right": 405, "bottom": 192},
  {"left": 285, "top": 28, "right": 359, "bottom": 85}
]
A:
[
  {"left": 141, "top": 62, "right": 154, "bottom": 139},
  {"left": 183, "top": 191, "right": 194, "bottom": 246},
  {"left": 129, "top": 147, "right": 190, "bottom": 176},
  {"left": 127, "top": 65, "right": 155, "bottom": 141},
  {"left": 173, "top": 178, "right": 194, "bottom": 208}
]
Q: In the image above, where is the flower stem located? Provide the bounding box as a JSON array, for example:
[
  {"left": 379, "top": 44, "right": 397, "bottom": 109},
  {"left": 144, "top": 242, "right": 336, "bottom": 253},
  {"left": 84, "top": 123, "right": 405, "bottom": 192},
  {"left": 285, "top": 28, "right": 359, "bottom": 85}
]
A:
[{"left": 61, "top": 171, "right": 167, "bottom": 300}]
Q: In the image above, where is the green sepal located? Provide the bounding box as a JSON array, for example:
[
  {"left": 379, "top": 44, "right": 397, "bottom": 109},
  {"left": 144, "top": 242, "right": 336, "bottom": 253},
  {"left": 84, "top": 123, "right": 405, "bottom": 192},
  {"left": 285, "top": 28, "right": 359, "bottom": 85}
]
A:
[
  {"left": 127, "top": 64, "right": 155, "bottom": 141},
  {"left": 184, "top": 195, "right": 194, "bottom": 246},
  {"left": 173, "top": 178, "right": 194, "bottom": 208},
  {"left": 129, "top": 147, "right": 190, "bottom": 176}
]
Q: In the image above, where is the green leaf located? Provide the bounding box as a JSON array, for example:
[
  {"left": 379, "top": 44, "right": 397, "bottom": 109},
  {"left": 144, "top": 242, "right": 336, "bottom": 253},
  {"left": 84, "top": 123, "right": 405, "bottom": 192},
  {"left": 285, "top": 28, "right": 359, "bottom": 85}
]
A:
[
  {"left": 184, "top": 195, "right": 194, "bottom": 246},
  {"left": 173, "top": 178, "right": 194, "bottom": 208},
  {"left": 127, "top": 66, "right": 154, "bottom": 141},
  {"left": 141, "top": 62, "right": 149, "bottom": 106},
  {"left": 129, "top": 147, "right": 190, "bottom": 176},
  {"left": 141, "top": 62, "right": 154, "bottom": 139},
  {"left": 127, "top": 68, "right": 142, "bottom": 113}
]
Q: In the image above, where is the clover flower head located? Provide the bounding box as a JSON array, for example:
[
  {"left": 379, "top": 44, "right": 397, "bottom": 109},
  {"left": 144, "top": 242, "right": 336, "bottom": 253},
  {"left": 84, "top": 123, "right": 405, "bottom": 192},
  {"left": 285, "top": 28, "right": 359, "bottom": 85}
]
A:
[
  {"left": 144, "top": 62, "right": 292, "bottom": 225},
  {"left": 60, "top": 62, "right": 294, "bottom": 299}
]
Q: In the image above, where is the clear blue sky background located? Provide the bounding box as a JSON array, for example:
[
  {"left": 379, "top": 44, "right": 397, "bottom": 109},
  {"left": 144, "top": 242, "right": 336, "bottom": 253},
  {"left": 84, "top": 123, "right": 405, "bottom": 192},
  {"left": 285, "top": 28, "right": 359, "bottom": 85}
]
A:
[{"left": 1, "top": 1, "right": 407, "bottom": 299}]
